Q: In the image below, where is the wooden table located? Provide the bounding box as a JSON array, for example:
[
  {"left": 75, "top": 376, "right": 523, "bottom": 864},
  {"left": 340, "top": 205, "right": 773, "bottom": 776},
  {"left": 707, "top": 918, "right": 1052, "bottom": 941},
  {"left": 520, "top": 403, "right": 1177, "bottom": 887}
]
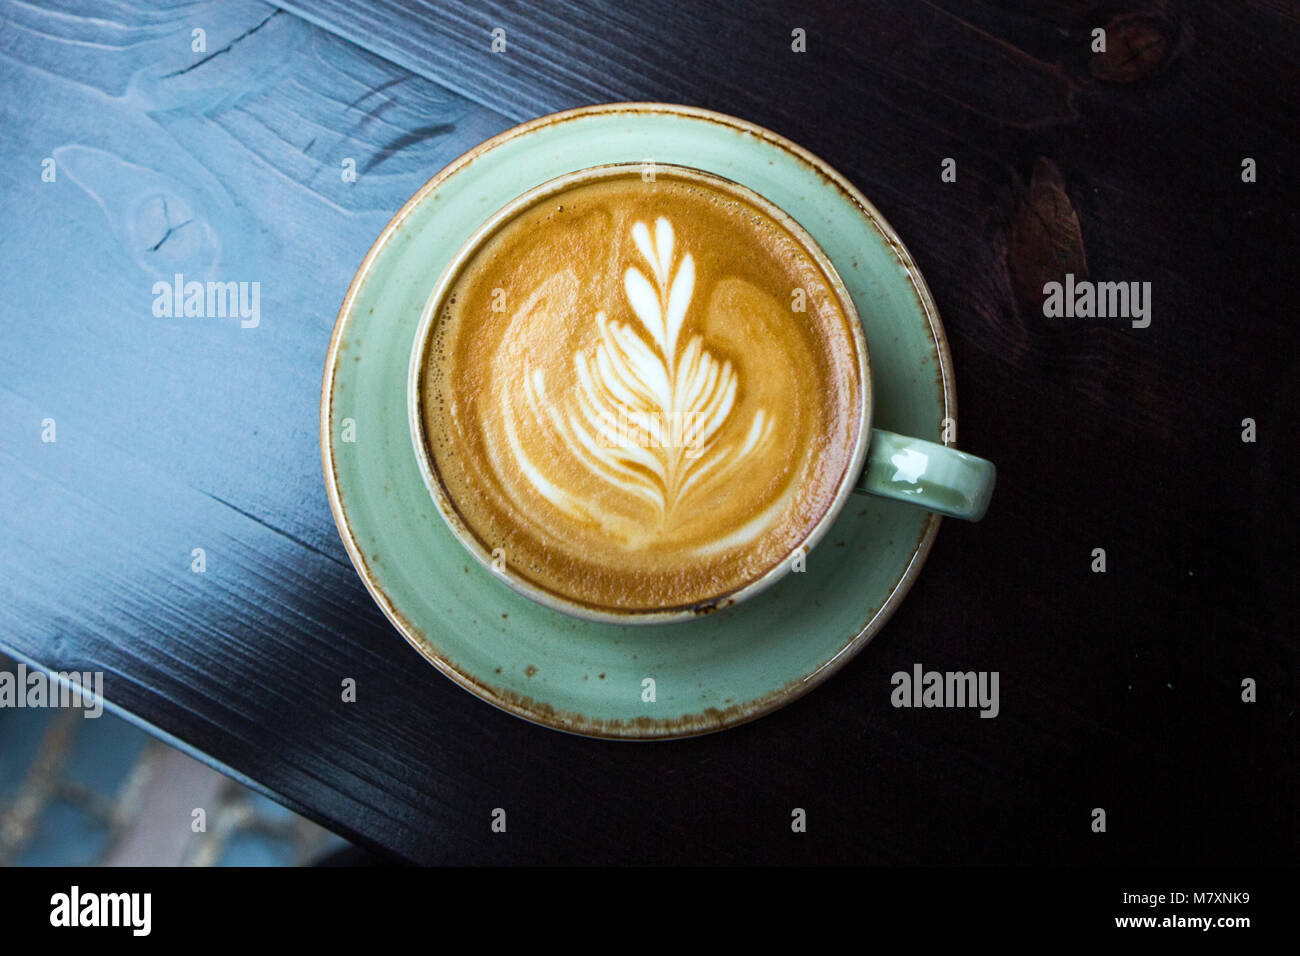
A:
[{"left": 2, "top": 0, "right": 1294, "bottom": 864}]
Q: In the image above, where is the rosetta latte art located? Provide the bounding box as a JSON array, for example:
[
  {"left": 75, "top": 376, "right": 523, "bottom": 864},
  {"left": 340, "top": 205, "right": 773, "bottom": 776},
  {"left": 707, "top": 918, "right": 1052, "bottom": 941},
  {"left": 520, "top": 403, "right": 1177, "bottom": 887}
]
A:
[
  {"left": 517, "top": 217, "right": 773, "bottom": 530},
  {"left": 424, "top": 169, "right": 862, "bottom": 610}
]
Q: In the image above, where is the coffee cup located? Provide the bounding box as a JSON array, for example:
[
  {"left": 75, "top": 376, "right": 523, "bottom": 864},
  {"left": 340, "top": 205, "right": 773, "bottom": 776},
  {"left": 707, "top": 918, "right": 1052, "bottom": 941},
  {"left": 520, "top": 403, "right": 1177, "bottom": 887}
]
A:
[{"left": 409, "top": 163, "right": 994, "bottom": 624}]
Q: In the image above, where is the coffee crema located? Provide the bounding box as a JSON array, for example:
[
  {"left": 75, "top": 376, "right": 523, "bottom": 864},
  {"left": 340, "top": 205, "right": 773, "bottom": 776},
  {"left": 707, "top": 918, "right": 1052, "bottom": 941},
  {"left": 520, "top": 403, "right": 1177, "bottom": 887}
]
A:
[{"left": 418, "top": 170, "right": 865, "bottom": 613}]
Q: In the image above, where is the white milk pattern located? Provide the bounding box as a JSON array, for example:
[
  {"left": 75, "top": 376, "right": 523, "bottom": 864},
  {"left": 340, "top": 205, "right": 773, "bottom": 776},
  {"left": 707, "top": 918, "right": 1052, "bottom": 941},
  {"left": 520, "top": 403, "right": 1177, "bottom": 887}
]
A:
[{"left": 513, "top": 217, "right": 774, "bottom": 531}]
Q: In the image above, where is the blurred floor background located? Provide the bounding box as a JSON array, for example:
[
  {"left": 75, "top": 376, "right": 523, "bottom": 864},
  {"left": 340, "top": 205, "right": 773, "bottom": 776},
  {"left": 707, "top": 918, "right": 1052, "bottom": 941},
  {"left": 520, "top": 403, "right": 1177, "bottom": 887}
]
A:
[{"left": 0, "top": 653, "right": 354, "bottom": 866}]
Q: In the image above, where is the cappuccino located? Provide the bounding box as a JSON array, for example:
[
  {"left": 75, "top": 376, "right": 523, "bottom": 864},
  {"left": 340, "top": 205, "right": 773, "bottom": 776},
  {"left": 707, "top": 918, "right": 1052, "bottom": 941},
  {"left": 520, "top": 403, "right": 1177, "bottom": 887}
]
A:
[{"left": 417, "top": 168, "right": 865, "bottom": 613}]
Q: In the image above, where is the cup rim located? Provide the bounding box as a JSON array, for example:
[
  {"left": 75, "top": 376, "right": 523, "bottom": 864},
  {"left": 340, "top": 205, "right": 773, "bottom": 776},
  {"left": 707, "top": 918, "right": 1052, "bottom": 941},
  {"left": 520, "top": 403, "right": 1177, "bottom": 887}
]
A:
[{"left": 407, "top": 161, "right": 872, "bottom": 625}]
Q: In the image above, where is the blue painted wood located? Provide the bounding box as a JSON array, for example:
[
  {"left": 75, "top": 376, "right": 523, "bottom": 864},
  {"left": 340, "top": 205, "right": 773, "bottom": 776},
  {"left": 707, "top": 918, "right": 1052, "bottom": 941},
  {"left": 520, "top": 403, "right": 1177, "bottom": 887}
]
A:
[
  {"left": 0, "top": 0, "right": 1296, "bottom": 863},
  {"left": 0, "top": 0, "right": 522, "bottom": 860}
]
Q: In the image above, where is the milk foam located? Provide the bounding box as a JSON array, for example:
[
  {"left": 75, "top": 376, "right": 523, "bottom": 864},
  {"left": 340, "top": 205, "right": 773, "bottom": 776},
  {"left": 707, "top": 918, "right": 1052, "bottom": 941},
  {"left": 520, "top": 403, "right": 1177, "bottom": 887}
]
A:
[
  {"left": 422, "top": 172, "right": 863, "bottom": 611},
  {"left": 515, "top": 216, "right": 768, "bottom": 533}
]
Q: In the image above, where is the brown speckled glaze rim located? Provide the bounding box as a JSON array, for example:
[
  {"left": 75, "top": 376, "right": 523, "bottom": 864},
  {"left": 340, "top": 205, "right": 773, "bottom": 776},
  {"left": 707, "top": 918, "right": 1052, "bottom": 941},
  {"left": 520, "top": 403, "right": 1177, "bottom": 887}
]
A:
[{"left": 320, "top": 102, "right": 955, "bottom": 740}]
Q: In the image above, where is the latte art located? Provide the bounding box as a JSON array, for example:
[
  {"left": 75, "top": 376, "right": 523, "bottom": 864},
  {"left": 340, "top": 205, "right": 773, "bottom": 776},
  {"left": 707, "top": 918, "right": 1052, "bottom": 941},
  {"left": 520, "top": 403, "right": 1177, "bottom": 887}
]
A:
[
  {"left": 518, "top": 216, "right": 773, "bottom": 531},
  {"left": 420, "top": 170, "right": 865, "bottom": 613}
]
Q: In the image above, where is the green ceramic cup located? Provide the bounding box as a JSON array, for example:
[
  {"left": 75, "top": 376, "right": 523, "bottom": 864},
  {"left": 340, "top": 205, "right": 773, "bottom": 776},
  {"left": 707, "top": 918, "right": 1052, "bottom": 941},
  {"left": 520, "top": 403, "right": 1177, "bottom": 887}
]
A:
[{"left": 408, "top": 163, "right": 995, "bottom": 625}]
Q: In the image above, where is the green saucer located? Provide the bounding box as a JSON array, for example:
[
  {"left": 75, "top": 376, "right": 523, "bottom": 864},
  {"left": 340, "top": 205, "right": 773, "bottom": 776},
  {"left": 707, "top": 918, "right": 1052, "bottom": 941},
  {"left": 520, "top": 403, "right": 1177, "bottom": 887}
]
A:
[{"left": 321, "top": 103, "right": 955, "bottom": 739}]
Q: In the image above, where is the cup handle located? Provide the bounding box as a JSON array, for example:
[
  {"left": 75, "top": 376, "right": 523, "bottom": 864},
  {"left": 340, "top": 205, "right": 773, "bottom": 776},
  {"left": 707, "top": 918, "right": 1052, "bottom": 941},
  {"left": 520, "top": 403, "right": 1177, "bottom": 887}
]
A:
[{"left": 853, "top": 429, "right": 996, "bottom": 522}]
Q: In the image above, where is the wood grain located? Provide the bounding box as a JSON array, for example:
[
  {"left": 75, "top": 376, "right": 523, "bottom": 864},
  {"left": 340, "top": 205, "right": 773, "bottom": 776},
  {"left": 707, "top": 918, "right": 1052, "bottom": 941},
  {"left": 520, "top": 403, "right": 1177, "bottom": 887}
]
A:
[{"left": 0, "top": 0, "right": 1295, "bottom": 863}]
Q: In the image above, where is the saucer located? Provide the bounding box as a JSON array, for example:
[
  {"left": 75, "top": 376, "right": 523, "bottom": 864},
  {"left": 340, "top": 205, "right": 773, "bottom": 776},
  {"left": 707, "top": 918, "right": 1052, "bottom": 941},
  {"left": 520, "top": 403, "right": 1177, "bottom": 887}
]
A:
[{"left": 321, "top": 103, "right": 955, "bottom": 739}]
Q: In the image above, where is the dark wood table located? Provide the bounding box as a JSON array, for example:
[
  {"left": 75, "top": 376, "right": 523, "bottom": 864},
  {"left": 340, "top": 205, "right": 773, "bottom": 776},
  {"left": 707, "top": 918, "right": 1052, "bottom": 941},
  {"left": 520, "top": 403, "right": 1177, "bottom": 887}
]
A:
[{"left": 2, "top": 0, "right": 1295, "bottom": 864}]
